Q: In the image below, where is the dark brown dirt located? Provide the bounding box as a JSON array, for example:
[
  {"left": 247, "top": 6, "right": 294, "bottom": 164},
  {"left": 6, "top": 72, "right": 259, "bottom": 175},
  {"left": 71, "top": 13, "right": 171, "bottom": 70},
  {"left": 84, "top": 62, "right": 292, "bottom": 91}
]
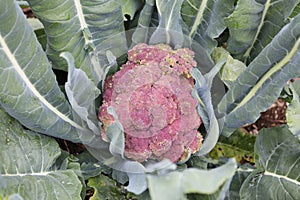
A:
[
  {"left": 22, "top": 7, "right": 35, "bottom": 18},
  {"left": 243, "top": 98, "right": 287, "bottom": 135}
]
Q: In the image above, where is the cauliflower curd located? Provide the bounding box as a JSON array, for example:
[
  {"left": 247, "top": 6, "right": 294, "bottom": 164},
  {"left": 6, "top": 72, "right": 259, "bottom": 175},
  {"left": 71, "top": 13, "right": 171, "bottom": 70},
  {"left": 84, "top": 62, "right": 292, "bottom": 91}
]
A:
[{"left": 99, "top": 43, "right": 203, "bottom": 162}]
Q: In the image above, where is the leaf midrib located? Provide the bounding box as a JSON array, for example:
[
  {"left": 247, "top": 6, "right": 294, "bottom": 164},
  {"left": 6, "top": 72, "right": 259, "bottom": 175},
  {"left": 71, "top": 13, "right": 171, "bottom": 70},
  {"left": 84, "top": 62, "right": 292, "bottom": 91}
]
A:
[
  {"left": 264, "top": 171, "right": 300, "bottom": 186},
  {"left": 74, "top": 0, "right": 93, "bottom": 48},
  {"left": 0, "top": 172, "right": 50, "bottom": 177},
  {"left": 0, "top": 35, "right": 85, "bottom": 131},
  {"left": 243, "top": 0, "right": 271, "bottom": 59},
  {"left": 188, "top": 0, "right": 208, "bottom": 38},
  {"left": 233, "top": 36, "right": 300, "bottom": 111}
]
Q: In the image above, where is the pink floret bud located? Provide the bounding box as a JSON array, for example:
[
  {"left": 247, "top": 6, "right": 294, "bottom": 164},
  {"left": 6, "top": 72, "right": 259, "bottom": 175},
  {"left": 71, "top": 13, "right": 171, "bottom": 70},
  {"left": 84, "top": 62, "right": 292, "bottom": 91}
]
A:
[{"left": 98, "top": 43, "right": 202, "bottom": 163}]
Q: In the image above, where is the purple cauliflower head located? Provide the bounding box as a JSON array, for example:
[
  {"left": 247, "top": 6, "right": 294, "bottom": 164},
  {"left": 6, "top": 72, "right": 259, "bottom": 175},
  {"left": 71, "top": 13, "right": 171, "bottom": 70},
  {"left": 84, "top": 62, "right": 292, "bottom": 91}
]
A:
[{"left": 99, "top": 43, "right": 203, "bottom": 163}]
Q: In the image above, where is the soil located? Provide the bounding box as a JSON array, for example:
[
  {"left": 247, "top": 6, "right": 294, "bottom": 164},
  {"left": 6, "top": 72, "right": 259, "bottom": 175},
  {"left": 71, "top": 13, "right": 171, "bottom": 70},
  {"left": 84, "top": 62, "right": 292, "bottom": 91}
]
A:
[{"left": 243, "top": 98, "right": 287, "bottom": 135}]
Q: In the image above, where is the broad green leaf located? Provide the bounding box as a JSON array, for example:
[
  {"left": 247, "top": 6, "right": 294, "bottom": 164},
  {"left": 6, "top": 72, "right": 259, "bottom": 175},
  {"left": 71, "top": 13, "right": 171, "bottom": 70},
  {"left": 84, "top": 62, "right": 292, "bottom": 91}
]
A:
[
  {"left": 240, "top": 126, "right": 300, "bottom": 199},
  {"left": 187, "top": 185, "right": 226, "bottom": 200},
  {"left": 191, "top": 65, "right": 222, "bottom": 156},
  {"left": 209, "top": 129, "right": 256, "bottom": 164},
  {"left": 147, "top": 158, "right": 237, "bottom": 200},
  {"left": 148, "top": 172, "right": 183, "bottom": 200},
  {"left": 80, "top": 162, "right": 108, "bottom": 180},
  {"left": 131, "top": 0, "right": 155, "bottom": 46},
  {"left": 111, "top": 159, "right": 175, "bottom": 195},
  {"left": 187, "top": 158, "right": 241, "bottom": 200},
  {"left": 7, "top": 194, "right": 24, "bottom": 200},
  {"left": 62, "top": 52, "right": 104, "bottom": 146},
  {"left": 211, "top": 47, "right": 247, "bottom": 89},
  {"left": 112, "top": 170, "right": 129, "bottom": 184},
  {"left": 290, "top": 3, "right": 300, "bottom": 18},
  {"left": 149, "top": 6, "right": 159, "bottom": 27},
  {"left": 34, "top": 29, "right": 47, "bottom": 51},
  {"left": 0, "top": 0, "right": 86, "bottom": 143},
  {"left": 181, "top": 0, "right": 235, "bottom": 54},
  {"left": 50, "top": 150, "right": 81, "bottom": 172},
  {"left": 87, "top": 174, "right": 126, "bottom": 200},
  {"left": 63, "top": 52, "right": 100, "bottom": 132},
  {"left": 0, "top": 107, "right": 82, "bottom": 200},
  {"left": 150, "top": 0, "right": 185, "bottom": 46},
  {"left": 286, "top": 80, "right": 300, "bottom": 139},
  {"left": 219, "top": 14, "right": 300, "bottom": 136},
  {"left": 187, "top": 175, "right": 233, "bottom": 200},
  {"left": 86, "top": 145, "right": 148, "bottom": 194},
  {"left": 226, "top": 0, "right": 299, "bottom": 63},
  {"left": 110, "top": 161, "right": 146, "bottom": 194},
  {"left": 122, "top": 0, "right": 144, "bottom": 21},
  {"left": 27, "top": 0, "right": 127, "bottom": 82},
  {"left": 126, "top": 173, "right": 147, "bottom": 195},
  {"left": 16, "top": 0, "right": 29, "bottom": 7},
  {"left": 27, "top": 18, "right": 43, "bottom": 31},
  {"left": 76, "top": 150, "right": 111, "bottom": 180},
  {"left": 99, "top": 156, "right": 176, "bottom": 195},
  {"left": 225, "top": 165, "right": 254, "bottom": 200},
  {"left": 27, "top": 18, "right": 47, "bottom": 50},
  {"left": 182, "top": 161, "right": 235, "bottom": 196},
  {"left": 186, "top": 155, "right": 215, "bottom": 170},
  {"left": 101, "top": 51, "right": 118, "bottom": 91},
  {"left": 106, "top": 106, "right": 125, "bottom": 157},
  {"left": 134, "top": 191, "right": 152, "bottom": 200}
]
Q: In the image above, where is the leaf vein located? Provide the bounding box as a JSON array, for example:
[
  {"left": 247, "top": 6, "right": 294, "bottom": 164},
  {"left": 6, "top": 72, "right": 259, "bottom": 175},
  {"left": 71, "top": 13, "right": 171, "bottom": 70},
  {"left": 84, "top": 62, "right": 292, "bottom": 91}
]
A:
[
  {"left": 264, "top": 171, "right": 300, "bottom": 186},
  {"left": 0, "top": 35, "right": 85, "bottom": 132}
]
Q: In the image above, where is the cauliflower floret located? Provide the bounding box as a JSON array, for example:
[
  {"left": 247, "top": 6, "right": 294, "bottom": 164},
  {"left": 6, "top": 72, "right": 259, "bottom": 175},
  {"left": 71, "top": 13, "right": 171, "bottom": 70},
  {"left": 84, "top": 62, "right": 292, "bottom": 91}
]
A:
[{"left": 99, "top": 43, "right": 203, "bottom": 163}]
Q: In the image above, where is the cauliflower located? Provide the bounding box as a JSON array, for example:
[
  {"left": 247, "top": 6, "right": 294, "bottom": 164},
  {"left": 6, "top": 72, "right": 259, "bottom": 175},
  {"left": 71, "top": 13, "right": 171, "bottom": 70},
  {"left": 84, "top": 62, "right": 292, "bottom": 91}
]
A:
[{"left": 99, "top": 43, "right": 203, "bottom": 163}]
